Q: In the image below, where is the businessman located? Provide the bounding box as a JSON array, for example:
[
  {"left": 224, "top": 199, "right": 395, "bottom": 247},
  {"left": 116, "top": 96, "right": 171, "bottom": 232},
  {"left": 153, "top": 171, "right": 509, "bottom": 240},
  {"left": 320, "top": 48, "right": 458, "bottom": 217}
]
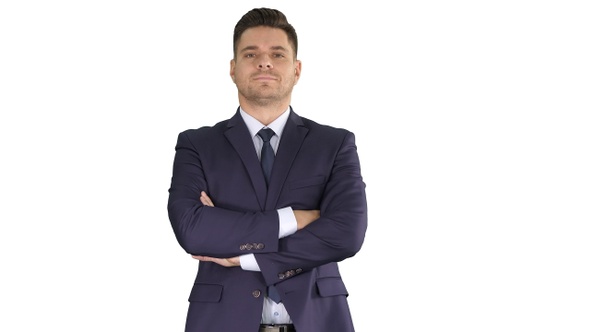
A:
[{"left": 167, "top": 7, "right": 368, "bottom": 332}]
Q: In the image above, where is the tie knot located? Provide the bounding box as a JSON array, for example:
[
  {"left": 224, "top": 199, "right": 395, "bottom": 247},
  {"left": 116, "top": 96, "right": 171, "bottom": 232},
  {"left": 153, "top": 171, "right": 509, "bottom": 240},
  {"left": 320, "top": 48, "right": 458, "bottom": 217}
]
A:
[{"left": 257, "top": 128, "right": 275, "bottom": 142}]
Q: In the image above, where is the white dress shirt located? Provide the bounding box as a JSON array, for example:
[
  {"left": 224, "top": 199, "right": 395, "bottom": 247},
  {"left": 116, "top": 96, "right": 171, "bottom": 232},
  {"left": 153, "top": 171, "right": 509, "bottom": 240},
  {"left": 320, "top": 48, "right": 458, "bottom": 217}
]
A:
[{"left": 238, "top": 107, "right": 296, "bottom": 324}]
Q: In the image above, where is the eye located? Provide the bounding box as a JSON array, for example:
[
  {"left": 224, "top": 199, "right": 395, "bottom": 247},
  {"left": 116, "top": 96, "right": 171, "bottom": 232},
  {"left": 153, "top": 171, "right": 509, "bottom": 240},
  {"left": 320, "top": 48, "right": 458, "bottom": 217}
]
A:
[
  {"left": 273, "top": 53, "right": 286, "bottom": 58},
  {"left": 244, "top": 53, "right": 255, "bottom": 58}
]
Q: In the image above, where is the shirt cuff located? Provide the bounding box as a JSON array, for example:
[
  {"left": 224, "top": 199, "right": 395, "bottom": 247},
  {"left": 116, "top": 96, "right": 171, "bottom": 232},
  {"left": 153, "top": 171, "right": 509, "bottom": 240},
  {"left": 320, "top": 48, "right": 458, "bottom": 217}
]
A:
[
  {"left": 277, "top": 206, "right": 296, "bottom": 238},
  {"left": 240, "top": 254, "right": 260, "bottom": 271}
]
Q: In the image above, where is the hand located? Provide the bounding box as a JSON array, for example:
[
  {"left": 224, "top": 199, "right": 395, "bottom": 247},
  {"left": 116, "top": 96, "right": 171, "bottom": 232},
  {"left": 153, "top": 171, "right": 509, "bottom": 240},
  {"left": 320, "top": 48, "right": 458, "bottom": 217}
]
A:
[
  {"left": 293, "top": 209, "right": 320, "bottom": 230},
  {"left": 200, "top": 191, "right": 214, "bottom": 207},
  {"left": 191, "top": 255, "right": 240, "bottom": 267}
]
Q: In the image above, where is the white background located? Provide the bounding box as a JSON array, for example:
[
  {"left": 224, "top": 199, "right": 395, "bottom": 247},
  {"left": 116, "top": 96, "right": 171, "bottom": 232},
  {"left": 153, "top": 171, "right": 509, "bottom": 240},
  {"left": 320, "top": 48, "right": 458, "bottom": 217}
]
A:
[{"left": 1, "top": 1, "right": 589, "bottom": 331}]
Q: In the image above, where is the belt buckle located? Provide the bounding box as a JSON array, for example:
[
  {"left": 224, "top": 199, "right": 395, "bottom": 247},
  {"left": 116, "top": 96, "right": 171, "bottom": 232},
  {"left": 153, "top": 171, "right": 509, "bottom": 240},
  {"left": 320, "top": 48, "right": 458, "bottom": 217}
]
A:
[{"left": 260, "top": 324, "right": 291, "bottom": 332}]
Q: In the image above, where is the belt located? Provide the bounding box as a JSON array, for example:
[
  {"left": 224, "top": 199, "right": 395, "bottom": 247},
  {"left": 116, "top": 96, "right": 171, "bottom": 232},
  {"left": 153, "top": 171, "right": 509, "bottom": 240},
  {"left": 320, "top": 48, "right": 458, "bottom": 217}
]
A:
[{"left": 259, "top": 324, "right": 296, "bottom": 332}]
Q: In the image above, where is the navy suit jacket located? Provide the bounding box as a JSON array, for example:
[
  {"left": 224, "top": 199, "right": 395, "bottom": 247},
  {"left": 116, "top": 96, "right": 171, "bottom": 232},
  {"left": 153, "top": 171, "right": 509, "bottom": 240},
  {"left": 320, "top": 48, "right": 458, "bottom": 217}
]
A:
[{"left": 167, "top": 108, "right": 368, "bottom": 332}]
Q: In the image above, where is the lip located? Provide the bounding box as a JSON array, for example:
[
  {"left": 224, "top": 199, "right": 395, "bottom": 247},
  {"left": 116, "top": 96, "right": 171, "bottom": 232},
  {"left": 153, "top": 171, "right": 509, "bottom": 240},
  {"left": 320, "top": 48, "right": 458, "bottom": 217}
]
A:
[{"left": 253, "top": 75, "right": 277, "bottom": 81}]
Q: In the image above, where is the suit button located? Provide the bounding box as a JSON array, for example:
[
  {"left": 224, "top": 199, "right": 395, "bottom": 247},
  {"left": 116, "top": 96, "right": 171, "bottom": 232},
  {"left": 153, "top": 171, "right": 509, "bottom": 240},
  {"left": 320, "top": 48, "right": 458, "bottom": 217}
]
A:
[
  {"left": 252, "top": 290, "right": 262, "bottom": 298},
  {"left": 245, "top": 243, "right": 253, "bottom": 250},
  {"left": 255, "top": 243, "right": 265, "bottom": 250},
  {"left": 278, "top": 273, "right": 285, "bottom": 280},
  {"left": 240, "top": 244, "right": 246, "bottom": 250},
  {"left": 295, "top": 268, "right": 303, "bottom": 274}
]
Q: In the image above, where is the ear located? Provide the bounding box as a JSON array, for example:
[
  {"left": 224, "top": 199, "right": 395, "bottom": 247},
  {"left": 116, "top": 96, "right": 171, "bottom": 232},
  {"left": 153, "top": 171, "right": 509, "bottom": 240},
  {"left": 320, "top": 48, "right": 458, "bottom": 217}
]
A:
[
  {"left": 229, "top": 59, "right": 236, "bottom": 82},
  {"left": 294, "top": 60, "right": 302, "bottom": 84}
]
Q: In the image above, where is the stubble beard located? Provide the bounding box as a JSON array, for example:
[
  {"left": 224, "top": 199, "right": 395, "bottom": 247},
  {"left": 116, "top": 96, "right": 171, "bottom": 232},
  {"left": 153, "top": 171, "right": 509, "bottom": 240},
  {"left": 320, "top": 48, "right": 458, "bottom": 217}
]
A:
[{"left": 240, "top": 83, "right": 293, "bottom": 107}]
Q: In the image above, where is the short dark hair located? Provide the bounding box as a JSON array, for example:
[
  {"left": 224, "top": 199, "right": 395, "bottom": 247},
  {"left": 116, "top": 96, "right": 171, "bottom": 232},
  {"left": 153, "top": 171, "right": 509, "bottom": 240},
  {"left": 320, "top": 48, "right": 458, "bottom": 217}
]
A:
[{"left": 233, "top": 8, "right": 298, "bottom": 59}]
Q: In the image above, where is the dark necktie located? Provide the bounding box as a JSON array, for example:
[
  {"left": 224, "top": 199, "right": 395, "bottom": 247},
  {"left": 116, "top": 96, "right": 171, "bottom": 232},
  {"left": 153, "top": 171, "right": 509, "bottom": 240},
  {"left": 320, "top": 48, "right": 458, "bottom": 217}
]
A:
[
  {"left": 257, "top": 128, "right": 281, "bottom": 303},
  {"left": 257, "top": 128, "right": 275, "bottom": 185}
]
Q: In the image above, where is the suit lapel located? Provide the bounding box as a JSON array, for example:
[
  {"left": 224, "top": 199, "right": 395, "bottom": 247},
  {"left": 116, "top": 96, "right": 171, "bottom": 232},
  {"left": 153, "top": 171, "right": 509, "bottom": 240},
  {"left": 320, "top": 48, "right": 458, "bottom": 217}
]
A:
[
  {"left": 224, "top": 109, "right": 310, "bottom": 211},
  {"left": 224, "top": 111, "right": 268, "bottom": 210},
  {"left": 266, "top": 111, "right": 308, "bottom": 209}
]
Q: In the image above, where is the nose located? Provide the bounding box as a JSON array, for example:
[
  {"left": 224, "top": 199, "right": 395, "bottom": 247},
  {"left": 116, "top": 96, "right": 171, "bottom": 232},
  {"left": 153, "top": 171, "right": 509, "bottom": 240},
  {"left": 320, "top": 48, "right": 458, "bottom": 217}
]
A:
[{"left": 257, "top": 55, "right": 273, "bottom": 69}]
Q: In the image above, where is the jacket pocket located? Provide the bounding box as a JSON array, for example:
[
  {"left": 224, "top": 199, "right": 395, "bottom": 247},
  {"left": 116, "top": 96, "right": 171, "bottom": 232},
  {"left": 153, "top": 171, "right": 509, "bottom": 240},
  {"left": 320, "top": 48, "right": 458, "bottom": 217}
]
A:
[
  {"left": 188, "top": 283, "right": 223, "bottom": 303},
  {"left": 316, "top": 277, "right": 349, "bottom": 298},
  {"left": 289, "top": 175, "right": 325, "bottom": 190}
]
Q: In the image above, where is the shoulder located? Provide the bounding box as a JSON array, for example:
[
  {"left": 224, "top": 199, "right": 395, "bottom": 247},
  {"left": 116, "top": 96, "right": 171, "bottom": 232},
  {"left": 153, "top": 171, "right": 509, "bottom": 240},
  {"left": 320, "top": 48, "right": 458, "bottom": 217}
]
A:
[
  {"left": 297, "top": 115, "right": 355, "bottom": 143},
  {"left": 177, "top": 108, "right": 242, "bottom": 139},
  {"left": 174, "top": 119, "right": 232, "bottom": 150},
  {"left": 178, "top": 119, "right": 230, "bottom": 138},
  {"left": 290, "top": 109, "right": 351, "bottom": 134}
]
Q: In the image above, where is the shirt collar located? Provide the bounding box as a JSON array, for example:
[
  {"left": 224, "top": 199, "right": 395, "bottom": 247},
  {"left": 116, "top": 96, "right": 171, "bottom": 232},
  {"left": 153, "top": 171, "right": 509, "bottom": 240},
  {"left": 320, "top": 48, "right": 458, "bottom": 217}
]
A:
[{"left": 240, "top": 106, "right": 290, "bottom": 139}]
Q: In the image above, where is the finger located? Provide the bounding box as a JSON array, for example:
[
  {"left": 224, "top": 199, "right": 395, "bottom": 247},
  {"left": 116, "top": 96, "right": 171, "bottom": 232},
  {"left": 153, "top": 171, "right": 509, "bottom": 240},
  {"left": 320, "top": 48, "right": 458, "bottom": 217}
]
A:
[
  {"left": 200, "top": 196, "right": 212, "bottom": 206},
  {"left": 200, "top": 191, "right": 214, "bottom": 206}
]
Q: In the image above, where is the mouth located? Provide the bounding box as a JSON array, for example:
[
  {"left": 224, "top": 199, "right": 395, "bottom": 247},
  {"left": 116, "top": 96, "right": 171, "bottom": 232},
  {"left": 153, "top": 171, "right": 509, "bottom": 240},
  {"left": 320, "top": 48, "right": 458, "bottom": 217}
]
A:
[{"left": 253, "top": 75, "right": 277, "bottom": 81}]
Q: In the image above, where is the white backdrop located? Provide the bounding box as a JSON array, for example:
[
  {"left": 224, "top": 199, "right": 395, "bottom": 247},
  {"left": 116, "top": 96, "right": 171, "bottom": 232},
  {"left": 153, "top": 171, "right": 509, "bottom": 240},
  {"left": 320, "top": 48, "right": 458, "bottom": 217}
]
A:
[{"left": 1, "top": 1, "right": 589, "bottom": 331}]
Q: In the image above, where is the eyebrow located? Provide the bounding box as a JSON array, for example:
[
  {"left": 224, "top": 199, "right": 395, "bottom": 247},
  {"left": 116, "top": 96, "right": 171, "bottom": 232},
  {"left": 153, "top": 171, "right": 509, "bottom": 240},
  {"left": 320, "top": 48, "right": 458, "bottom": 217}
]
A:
[{"left": 239, "top": 45, "right": 289, "bottom": 54}]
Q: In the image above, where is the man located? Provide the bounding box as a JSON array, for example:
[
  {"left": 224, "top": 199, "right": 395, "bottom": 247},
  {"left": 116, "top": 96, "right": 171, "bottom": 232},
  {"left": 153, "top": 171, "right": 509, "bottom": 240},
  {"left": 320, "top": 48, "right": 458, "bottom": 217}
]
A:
[{"left": 167, "top": 7, "right": 368, "bottom": 332}]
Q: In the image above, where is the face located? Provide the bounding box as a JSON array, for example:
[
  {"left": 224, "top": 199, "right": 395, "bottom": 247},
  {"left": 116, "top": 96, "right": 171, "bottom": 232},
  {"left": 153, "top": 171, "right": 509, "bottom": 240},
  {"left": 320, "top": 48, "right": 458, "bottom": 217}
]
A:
[{"left": 230, "top": 26, "right": 301, "bottom": 106}]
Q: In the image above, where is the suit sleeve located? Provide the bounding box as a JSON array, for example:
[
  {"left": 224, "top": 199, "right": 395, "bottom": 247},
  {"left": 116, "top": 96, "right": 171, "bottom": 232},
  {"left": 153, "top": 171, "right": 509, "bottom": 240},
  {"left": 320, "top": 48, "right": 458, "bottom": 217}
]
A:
[
  {"left": 255, "top": 131, "right": 368, "bottom": 285},
  {"left": 167, "top": 131, "right": 280, "bottom": 257}
]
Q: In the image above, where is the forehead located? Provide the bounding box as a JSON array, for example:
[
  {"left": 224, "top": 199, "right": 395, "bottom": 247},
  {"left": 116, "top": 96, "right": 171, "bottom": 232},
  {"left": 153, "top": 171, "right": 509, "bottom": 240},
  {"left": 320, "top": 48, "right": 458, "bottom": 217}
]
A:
[{"left": 237, "top": 26, "right": 293, "bottom": 53}]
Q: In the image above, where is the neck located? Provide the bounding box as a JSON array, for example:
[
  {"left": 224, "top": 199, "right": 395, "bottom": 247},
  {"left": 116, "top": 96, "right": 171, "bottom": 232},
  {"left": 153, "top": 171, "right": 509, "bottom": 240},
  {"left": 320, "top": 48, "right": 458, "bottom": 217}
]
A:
[{"left": 239, "top": 99, "right": 290, "bottom": 126}]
